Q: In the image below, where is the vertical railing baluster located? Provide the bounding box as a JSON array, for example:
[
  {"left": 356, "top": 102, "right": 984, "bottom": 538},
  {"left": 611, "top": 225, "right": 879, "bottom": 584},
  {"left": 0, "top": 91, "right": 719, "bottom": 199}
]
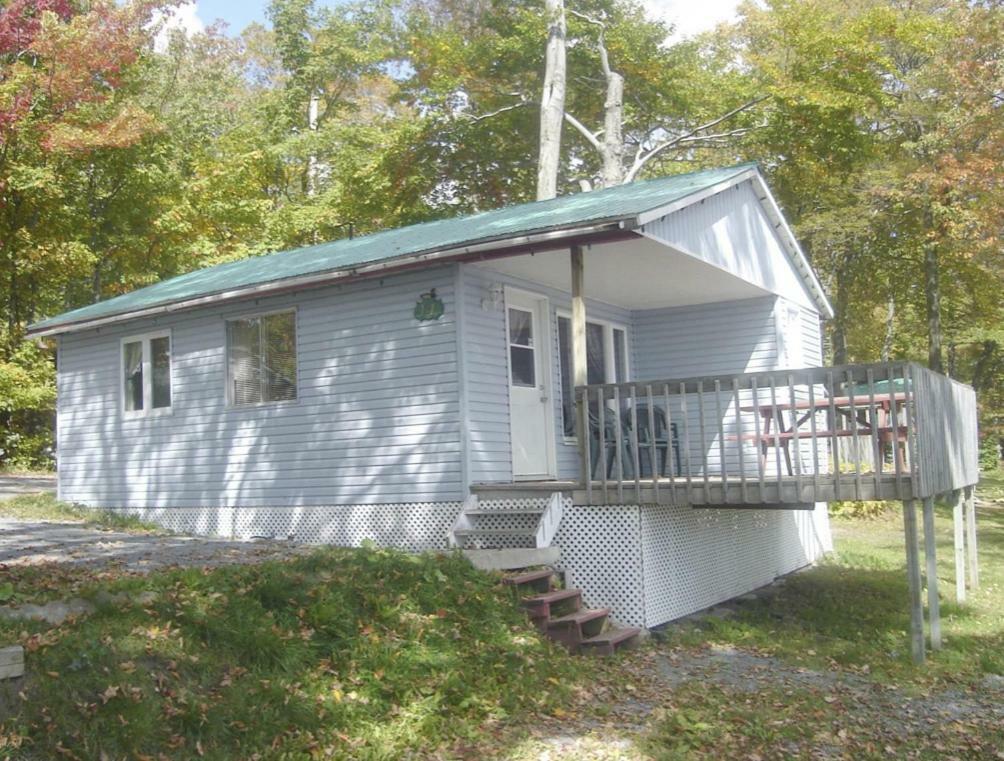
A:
[
  {"left": 613, "top": 385, "right": 624, "bottom": 503},
  {"left": 733, "top": 377, "right": 748, "bottom": 504},
  {"left": 866, "top": 367, "right": 881, "bottom": 496},
  {"left": 629, "top": 384, "right": 641, "bottom": 503},
  {"left": 680, "top": 381, "right": 694, "bottom": 503},
  {"left": 846, "top": 369, "right": 862, "bottom": 501},
  {"left": 697, "top": 380, "right": 711, "bottom": 503},
  {"left": 769, "top": 376, "right": 784, "bottom": 501},
  {"left": 597, "top": 387, "right": 608, "bottom": 505},
  {"left": 888, "top": 363, "right": 904, "bottom": 498},
  {"left": 646, "top": 384, "right": 659, "bottom": 504},
  {"left": 828, "top": 368, "right": 841, "bottom": 501},
  {"left": 751, "top": 375, "right": 766, "bottom": 504},
  {"left": 808, "top": 370, "right": 820, "bottom": 503},
  {"left": 714, "top": 380, "right": 728, "bottom": 503},
  {"left": 788, "top": 372, "right": 803, "bottom": 501}
]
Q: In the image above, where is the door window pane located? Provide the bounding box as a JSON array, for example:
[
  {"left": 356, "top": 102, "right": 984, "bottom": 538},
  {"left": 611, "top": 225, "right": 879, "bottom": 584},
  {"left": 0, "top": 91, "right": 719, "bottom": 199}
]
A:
[
  {"left": 613, "top": 328, "right": 627, "bottom": 383},
  {"left": 123, "top": 341, "right": 144, "bottom": 412},
  {"left": 558, "top": 317, "right": 574, "bottom": 437},
  {"left": 586, "top": 322, "right": 606, "bottom": 385},
  {"left": 510, "top": 346, "right": 535, "bottom": 387},
  {"left": 508, "top": 308, "right": 533, "bottom": 347},
  {"left": 558, "top": 318, "right": 629, "bottom": 438},
  {"left": 151, "top": 336, "right": 172, "bottom": 409}
]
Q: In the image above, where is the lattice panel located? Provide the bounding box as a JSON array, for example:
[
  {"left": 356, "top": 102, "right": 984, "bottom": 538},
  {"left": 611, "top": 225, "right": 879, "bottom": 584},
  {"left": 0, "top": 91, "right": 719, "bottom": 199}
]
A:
[
  {"left": 553, "top": 503, "right": 646, "bottom": 628},
  {"left": 111, "top": 503, "right": 463, "bottom": 552},
  {"left": 474, "top": 497, "right": 551, "bottom": 511},
  {"left": 640, "top": 503, "right": 831, "bottom": 627}
]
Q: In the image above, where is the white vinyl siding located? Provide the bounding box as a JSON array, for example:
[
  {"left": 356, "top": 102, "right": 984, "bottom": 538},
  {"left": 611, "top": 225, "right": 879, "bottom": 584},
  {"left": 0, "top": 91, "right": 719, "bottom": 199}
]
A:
[{"left": 57, "top": 267, "right": 462, "bottom": 508}]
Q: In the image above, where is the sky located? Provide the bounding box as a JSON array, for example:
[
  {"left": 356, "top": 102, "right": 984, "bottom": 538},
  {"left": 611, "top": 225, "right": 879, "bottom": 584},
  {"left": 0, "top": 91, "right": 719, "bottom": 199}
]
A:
[{"left": 163, "top": 0, "right": 742, "bottom": 40}]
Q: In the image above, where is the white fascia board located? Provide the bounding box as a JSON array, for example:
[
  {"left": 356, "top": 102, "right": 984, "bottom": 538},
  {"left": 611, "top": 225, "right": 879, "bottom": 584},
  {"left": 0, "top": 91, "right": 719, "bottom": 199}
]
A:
[{"left": 750, "top": 173, "right": 834, "bottom": 319}]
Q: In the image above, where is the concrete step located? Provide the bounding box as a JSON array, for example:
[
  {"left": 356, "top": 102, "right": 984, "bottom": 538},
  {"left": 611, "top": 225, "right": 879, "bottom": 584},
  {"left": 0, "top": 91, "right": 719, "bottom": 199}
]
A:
[
  {"left": 579, "top": 627, "right": 642, "bottom": 657},
  {"left": 463, "top": 547, "right": 560, "bottom": 571},
  {"left": 546, "top": 608, "right": 610, "bottom": 651},
  {"left": 454, "top": 528, "right": 536, "bottom": 537},
  {"left": 464, "top": 508, "right": 544, "bottom": 516}
]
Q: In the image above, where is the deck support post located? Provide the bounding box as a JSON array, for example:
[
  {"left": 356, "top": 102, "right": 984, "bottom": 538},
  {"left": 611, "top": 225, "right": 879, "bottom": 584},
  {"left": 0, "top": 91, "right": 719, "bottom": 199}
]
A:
[
  {"left": 952, "top": 490, "right": 966, "bottom": 603},
  {"left": 964, "top": 485, "right": 979, "bottom": 588},
  {"left": 570, "top": 245, "right": 588, "bottom": 486},
  {"left": 921, "top": 496, "right": 941, "bottom": 651},
  {"left": 902, "top": 499, "right": 925, "bottom": 664}
]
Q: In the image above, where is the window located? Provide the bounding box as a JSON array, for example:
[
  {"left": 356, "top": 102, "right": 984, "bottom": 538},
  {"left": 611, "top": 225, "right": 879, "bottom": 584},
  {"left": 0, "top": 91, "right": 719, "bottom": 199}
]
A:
[
  {"left": 227, "top": 310, "right": 297, "bottom": 406},
  {"left": 508, "top": 307, "right": 536, "bottom": 387},
  {"left": 121, "top": 331, "right": 172, "bottom": 416},
  {"left": 557, "top": 316, "right": 628, "bottom": 438}
]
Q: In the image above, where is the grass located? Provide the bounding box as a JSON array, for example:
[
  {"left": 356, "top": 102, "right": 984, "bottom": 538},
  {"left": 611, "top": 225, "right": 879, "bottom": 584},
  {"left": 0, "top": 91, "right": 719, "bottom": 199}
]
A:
[
  {"left": 0, "top": 546, "right": 584, "bottom": 760},
  {"left": 0, "top": 492, "right": 161, "bottom": 533},
  {"left": 659, "top": 478, "right": 1004, "bottom": 684}
]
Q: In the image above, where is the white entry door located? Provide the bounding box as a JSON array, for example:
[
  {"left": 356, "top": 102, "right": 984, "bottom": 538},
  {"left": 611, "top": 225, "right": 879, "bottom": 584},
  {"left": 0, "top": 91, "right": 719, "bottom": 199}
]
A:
[{"left": 506, "top": 290, "right": 557, "bottom": 480}]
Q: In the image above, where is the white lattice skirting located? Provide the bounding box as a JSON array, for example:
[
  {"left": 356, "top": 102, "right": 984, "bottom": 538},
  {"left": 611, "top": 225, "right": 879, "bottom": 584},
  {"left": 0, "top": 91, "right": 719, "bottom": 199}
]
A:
[
  {"left": 110, "top": 503, "right": 462, "bottom": 553},
  {"left": 109, "top": 501, "right": 832, "bottom": 630}
]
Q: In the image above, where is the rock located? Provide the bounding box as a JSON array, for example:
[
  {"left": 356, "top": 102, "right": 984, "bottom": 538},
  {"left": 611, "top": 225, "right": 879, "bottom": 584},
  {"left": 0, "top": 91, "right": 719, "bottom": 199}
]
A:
[
  {"left": 0, "top": 598, "right": 94, "bottom": 625},
  {"left": 981, "top": 674, "right": 1004, "bottom": 691}
]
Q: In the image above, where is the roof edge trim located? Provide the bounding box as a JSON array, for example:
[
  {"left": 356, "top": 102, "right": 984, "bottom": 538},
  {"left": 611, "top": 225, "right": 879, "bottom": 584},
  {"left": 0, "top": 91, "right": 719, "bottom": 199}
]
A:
[{"left": 26, "top": 221, "right": 629, "bottom": 338}]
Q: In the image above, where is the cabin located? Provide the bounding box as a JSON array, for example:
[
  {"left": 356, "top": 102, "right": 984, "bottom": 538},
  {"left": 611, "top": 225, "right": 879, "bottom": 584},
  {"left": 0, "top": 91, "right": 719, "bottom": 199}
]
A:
[{"left": 27, "top": 163, "right": 980, "bottom": 661}]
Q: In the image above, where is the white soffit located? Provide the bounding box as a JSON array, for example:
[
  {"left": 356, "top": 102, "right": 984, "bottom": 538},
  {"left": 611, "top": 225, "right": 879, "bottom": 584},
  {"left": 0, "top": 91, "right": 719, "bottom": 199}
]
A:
[{"left": 473, "top": 236, "right": 771, "bottom": 310}]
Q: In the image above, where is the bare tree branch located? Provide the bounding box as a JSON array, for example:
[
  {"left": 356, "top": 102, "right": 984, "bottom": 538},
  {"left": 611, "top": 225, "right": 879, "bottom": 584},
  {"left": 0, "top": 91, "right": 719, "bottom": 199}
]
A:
[
  {"left": 567, "top": 9, "right": 611, "bottom": 78},
  {"left": 563, "top": 111, "right": 602, "bottom": 150},
  {"left": 461, "top": 100, "right": 530, "bottom": 122},
  {"left": 624, "top": 96, "right": 768, "bottom": 182}
]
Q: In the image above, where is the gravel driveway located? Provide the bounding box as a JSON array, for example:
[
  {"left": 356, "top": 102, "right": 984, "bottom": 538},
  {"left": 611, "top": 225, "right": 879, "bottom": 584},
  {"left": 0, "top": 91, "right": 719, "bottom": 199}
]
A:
[{"left": 0, "top": 475, "right": 308, "bottom": 573}]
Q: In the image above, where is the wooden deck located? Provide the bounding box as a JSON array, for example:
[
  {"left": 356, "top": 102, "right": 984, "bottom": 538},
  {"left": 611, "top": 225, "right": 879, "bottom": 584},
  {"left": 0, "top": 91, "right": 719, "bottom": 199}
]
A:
[
  {"left": 476, "top": 361, "right": 977, "bottom": 508},
  {"left": 472, "top": 473, "right": 913, "bottom": 507}
]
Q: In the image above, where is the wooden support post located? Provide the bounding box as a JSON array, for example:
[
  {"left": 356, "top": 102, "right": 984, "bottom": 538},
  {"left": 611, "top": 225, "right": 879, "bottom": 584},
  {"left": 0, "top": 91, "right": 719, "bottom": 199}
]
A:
[
  {"left": 952, "top": 490, "right": 966, "bottom": 603},
  {"left": 902, "top": 499, "right": 925, "bottom": 665},
  {"left": 964, "top": 485, "right": 979, "bottom": 589},
  {"left": 922, "top": 496, "right": 941, "bottom": 651},
  {"left": 571, "top": 245, "right": 588, "bottom": 486}
]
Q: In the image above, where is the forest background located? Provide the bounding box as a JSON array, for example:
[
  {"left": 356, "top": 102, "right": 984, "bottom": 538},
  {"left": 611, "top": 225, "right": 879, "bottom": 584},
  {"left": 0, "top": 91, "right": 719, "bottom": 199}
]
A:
[{"left": 0, "top": 0, "right": 1000, "bottom": 469}]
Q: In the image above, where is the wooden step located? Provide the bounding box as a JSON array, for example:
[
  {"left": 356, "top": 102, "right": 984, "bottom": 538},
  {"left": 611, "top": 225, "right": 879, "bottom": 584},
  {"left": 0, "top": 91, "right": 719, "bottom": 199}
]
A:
[
  {"left": 522, "top": 588, "right": 581, "bottom": 622},
  {"left": 546, "top": 608, "right": 610, "bottom": 651},
  {"left": 579, "top": 627, "right": 642, "bottom": 657},
  {"left": 464, "top": 508, "right": 544, "bottom": 516},
  {"left": 502, "top": 569, "right": 555, "bottom": 594}
]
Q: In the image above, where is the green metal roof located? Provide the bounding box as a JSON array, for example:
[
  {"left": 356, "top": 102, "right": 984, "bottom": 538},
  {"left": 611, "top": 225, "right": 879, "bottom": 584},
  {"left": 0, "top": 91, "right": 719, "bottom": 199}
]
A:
[{"left": 29, "top": 163, "right": 759, "bottom": 336}]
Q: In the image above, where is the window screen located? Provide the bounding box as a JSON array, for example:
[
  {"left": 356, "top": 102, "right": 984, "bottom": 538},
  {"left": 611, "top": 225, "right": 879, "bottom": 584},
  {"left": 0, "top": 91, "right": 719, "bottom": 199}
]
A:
[{"left": 227, "top": 312, "right": 297, "bottom": 405}]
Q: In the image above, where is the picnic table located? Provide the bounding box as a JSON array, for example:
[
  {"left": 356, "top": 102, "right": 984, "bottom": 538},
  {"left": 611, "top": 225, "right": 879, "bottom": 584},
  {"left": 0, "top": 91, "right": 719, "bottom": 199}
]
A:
[{"left": 736, "top": 391, "right": 909, "bottom": 476}]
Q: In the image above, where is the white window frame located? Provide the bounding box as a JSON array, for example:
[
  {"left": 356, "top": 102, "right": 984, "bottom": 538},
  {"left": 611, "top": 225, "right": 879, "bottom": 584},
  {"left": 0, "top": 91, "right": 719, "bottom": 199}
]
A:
[
  {"left": 555, "top": 310, "right": 630, "bottom": 444},
  {"left": 120, "top": 329, "right": 173, "bottom": 419},
  {"left": 224, "top": 308, "right": 300, "bottom": 409}
]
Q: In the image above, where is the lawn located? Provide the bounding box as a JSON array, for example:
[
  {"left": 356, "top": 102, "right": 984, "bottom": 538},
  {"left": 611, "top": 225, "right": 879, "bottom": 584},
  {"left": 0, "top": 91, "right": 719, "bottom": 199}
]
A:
[
  {"left": 0, "top": 546, "right": 584, "bottom": 760},
  {"left": 1, "top": 479, "right": 1002, "bottom": 759},
  {"left": 0, "top": 492, "right": 160, "bottom": 534}
]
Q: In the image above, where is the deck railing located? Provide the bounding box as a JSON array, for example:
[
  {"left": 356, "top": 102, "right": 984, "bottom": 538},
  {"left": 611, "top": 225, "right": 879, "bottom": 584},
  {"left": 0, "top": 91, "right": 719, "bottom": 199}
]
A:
[{"left": 574, "top": 362, "right": 978, "bottom": 506}]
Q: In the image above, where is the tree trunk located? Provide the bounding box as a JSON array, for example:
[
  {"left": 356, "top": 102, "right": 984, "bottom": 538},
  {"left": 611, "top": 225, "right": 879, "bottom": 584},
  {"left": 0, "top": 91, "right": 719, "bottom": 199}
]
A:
[
  {"left": 536, "top": 0, "right": 566, "bottom": 201},
  {"left": 924, "top": 242, "right": 943, "bottom": 373},
  {"left": 599, "top": 70, "right": 624, "bottom": 188},
  {"left": 881, "top": 295, "right": 895, "bottom": 362}
]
